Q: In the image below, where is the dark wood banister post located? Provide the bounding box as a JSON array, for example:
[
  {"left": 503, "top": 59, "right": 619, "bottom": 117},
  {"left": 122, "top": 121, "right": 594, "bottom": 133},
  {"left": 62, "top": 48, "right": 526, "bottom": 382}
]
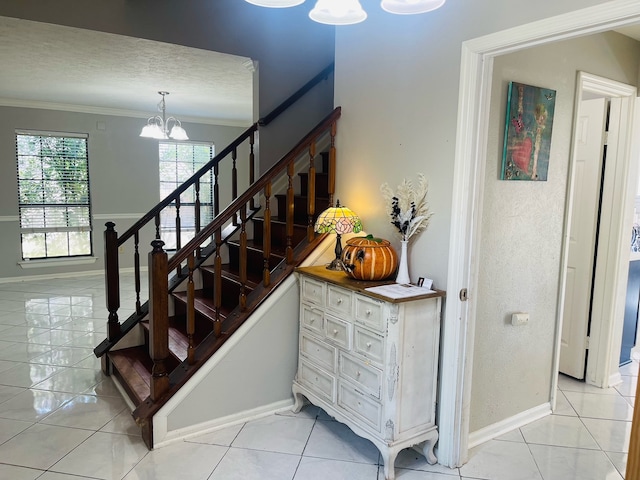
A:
[
  {"left": 307, "top": 142, "right": 317, "bottom": 242},
  {"left": 328, "top": 120, "right": 337, "bottom": 207},
  {"left": 149, "top": 240, "right": 169, "bottom": 402},
  {"left": 104, "top": 222, "right": 121, "bottom": 340}
]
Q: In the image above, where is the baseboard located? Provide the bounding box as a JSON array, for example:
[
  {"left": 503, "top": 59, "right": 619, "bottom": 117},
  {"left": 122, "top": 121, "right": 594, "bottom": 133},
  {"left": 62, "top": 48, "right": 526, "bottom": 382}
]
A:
[
  {"left": 609, "top": 371, "right": 623, "bottom": 388},
  {"left": 154, "top": 398, "right": 294, "bottom": 449},
  {"left": 468, "top": 402, "right": 551, "bottom": 449}
]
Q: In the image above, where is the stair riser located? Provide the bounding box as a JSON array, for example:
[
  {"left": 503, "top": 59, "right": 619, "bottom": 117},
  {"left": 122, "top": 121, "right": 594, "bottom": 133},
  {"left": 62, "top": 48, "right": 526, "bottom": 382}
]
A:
[
  {"left": 200, "top": 268, "right": 256, "bottom": 311},
  {"left": 298, "top": 172, "right": 329, "bottom": 198},
  {"left": 275, "top": 195, "right": 330, "bottom": 224},
  {"left": 252, "top": 219, "right": 308, "bottom": 248},
  {"left": 227, "top": 244, "right": 282, "bottom": 277}
]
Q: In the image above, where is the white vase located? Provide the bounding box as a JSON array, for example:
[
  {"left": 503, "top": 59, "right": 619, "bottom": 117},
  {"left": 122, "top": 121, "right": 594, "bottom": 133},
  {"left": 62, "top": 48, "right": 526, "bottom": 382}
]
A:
[{"left": 396, "top": 240, "right": 410, "bottom": 284}]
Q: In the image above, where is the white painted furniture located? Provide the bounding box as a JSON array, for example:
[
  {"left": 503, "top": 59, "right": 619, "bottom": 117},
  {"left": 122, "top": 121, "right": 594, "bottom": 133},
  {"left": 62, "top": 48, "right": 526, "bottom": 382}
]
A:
[{"left": 292, "top": 266, "right": 444, "bottom": 480}]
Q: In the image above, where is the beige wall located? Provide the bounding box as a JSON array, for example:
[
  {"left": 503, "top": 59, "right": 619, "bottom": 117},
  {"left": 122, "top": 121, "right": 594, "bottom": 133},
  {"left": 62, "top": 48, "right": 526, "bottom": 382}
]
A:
[{"left": 472, "top": 31, "right": 640, "bottom": 432}]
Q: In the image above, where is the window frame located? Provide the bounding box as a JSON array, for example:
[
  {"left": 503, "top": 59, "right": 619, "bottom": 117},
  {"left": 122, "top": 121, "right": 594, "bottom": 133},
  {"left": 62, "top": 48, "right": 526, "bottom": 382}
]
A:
[{"left": 15, "top": 130, "right": 93, "bottom": 261}]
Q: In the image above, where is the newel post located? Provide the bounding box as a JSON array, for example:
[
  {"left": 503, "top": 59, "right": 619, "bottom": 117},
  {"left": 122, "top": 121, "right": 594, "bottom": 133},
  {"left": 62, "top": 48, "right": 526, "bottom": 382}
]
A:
[
  {"left": 149, "top": 239, "right": 169, "bottom": 401},
  {"left": 104, "top": 222, "right": 121, "bottom": 340}
]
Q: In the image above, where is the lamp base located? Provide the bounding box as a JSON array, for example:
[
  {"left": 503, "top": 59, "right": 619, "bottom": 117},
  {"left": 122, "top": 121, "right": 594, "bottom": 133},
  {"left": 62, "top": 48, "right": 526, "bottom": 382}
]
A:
[{"left": 325, "top": 258, "right": 346, "bottom": 271}]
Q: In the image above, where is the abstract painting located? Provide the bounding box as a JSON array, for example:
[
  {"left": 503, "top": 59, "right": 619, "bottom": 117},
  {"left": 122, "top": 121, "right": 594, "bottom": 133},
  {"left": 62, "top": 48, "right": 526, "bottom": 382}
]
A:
[{"left": 501, "top": 81, "right": 556, "bottom": 181}]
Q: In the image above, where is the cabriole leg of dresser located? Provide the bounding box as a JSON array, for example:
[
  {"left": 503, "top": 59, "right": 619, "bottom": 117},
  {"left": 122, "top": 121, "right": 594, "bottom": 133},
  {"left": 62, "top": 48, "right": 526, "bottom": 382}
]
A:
[
  {"left": 380, "top": 445, "right": 401, "bottom": 480},
  {"left": 291, "top": 383, "right": 307, "bottom": 413},
  {"left": 421, "top": 430, "right": 439, "bottom": 464}
]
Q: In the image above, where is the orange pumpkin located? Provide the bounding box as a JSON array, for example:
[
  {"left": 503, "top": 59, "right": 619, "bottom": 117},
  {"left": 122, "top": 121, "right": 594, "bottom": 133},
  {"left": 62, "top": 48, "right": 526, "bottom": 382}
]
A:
[{"left": 342, "top": 235, "right": 398, "bottom": 281}]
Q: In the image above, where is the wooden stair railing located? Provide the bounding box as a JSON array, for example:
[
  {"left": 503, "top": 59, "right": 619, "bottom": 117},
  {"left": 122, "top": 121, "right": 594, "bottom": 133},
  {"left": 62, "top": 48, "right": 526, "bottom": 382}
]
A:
[{"left": 100, "top": 107, "right": 341, "bottom": 448}]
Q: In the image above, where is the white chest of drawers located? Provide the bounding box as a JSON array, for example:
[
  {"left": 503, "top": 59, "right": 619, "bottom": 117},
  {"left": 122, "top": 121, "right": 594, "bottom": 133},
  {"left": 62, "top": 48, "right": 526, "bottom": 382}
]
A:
[{"left": 292, "top": 266, "right": 444, "bottom": 480}]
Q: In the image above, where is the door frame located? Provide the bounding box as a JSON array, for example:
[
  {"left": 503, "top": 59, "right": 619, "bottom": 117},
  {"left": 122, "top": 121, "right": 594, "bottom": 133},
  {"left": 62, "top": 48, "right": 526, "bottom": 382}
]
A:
[
  {"left": 440, "top": 0, "right": 640, "bottom": 468},
  {"left": 560, "top": 73, "right": 637, "bottom": 390}
]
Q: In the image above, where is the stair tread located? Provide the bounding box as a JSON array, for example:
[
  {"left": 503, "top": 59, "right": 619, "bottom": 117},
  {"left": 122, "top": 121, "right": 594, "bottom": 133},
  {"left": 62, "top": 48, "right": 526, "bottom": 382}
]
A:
[
  {"left": 108, "top": 346, "right": 151, "bottom": 405},
  {"left": 227, "top": 238, "right": 289, "bottom": 258},
  {"left": 141, "top": 319, "right": 189, "bottom": 362},
  {"left": 200, "top": 264, "right": 262, "bottom": 288},
  {"left": 172, "top": 290, "right": 232, "bottom": 323}
]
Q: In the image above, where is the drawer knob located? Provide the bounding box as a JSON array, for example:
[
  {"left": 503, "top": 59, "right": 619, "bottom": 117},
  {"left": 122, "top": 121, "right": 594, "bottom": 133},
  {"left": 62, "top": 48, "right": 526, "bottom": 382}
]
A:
[
  {"left": 356, "top": 370, "right": 361, "bottom": 377},
  {"left": 366, "top": 342, "right": 372, "bottom": 349},
  {"left": 310, "top": 318, "right": 315, "bottom": 324},
  {"left": 366, "top": 309, "right": 372, "bottom": 316},
  {"left": 332, "top": 329, "right": 339, "bottom": 336},
  {"left": 337, "top": 298, "right": 343, "bottom": 304}
]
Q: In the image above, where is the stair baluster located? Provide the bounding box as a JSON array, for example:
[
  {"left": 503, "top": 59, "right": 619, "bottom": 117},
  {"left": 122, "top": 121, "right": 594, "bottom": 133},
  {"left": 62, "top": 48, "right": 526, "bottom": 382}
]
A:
[
  {"left": 149, "top": 240, "right": 170, "bottom": 401},
  {"left": 249, "top": 132, "right": 256, "bottom": 211},
  {"left": 195, "top": 179, "right": 202, "bottom": 259},
  {"left": 239, "top": 204, "right": 248, "bottom": 311},
  {"left": 263, "top": 182, "right": 272, "bottom": 287},
  {"left": 134, "top": 231, "right": 142, "bottom": 314},
  {"left": 104, "top": 222, "right": 121, "bottom": 341},
  {"left": 214, "top": 228, "right": 223, "bottom": 337},
  {"left": 187, "top": 253, "right": 196, "bottom": 365},
  {"left": 286, "top": 160, "right": 295, "bottom": 264},
  {"left": 307, "top": 142, "right": 317, "bottom": 242},
  {"left": 328, "top": 120, "right": 337, "bottom": 207}
]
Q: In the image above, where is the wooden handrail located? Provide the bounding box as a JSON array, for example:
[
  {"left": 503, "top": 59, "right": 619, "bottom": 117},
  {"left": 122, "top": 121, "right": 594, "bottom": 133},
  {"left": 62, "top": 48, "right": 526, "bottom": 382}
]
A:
[{"left": 258, "top": 63, "right": 334, "bottom": 127}]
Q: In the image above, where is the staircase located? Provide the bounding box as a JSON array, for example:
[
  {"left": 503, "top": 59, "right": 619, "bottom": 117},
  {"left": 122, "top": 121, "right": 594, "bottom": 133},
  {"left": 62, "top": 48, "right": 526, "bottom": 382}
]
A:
[{"left": 94, "top": 107, "right": 341, "bottom": 448}]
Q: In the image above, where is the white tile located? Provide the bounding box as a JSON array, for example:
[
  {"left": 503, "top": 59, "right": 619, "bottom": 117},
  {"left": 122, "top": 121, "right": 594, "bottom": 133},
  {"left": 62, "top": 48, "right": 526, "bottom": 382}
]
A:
[
  {"left": 0, "top": 342, "right": 51, "bottom": 362},
  {"left": 0, "top": 325, "right": 50, "bottom": 343},
  {"left": 0, "top": 417, "right": 33, "bottom": 443},
  {"left": 41, "top": 394, "right": 127, "bottom": 430},
  {"left": 624, "top": 396, "right": 635, "bottom": 407},
  {"left": 552, "top": 389, "right": 577, "bottom": 417},
  {"left": 495, "top": 428, "right": 526, "bottom": 442},
  {"left": 99, "top": 409, "right": 140, "bottom": 436},
  {"left": 0, "top": 359, "right": 21, "bottom": 374},
  {"left": 83, "top": 378, "right": 123, "bottom": 397},
  {"left": 208, "top": 446, "right": 300, "bottom": 480},
  {"left": 73, "top": 355, "right": 102, "bottom": 370},
  {"left": 231, "top": 414, "right": 315, "bottom": 455},
  {"left": 123, "top": 441, "right": 227, "bottom": 480},
  {"left": 380, "top": 468, "right": 459, "bottom": 479},
  {"left": 295, "top": 457, "right": 379, "bottom": 480},
  {"left": 528, "top": 444, "right": 622, "bottom": 480},
  {"left": 581, "top": 418, "right": 632, "bottom": 453},
  {"left": 278, "top": 403, "right": 321, "bottom": 420},
  {"left": 50, "top": 431, "right": 149, "bottom": 480},
  {"left": 520, "top": 414, "right": 599, "bottom": 449},
  {"left": 32, "top": 366, "right": 104, "bottom": 393},
  {"left": 605, "top": 451, "right": 627, "bottom": 478},
  {"left": 0, "top": 362, "right": 63, "bottom": 388},
  {"left": 0, "top": 388, "right": 75, "bottom": 422},
  {"left": 459, "top": 440, "right": 542, "bottom": 480},
  {"left": 0, "top": 463, "right": 43, "bottom": 480},
  {"left": 0, "top": 383, "right": 25, "bottom": 403},
  {"left": 614, "top": 375, "right": 637, "bottom": 397},
  {"left": 186, "top": 423, "right": 244, "bottom": 446},
  {"left": 303, "top": 420, "right": 380, "bottom": 464},
  {"left": 0, "top": 423, "right": 93, "bottom": 469},
  {"left": 29, "top": 346, "right": 93, "bottom": 367},
  {"left": 619, "top": 360, "right": 639, "bottom": 377},
  {"left": 34, "top": 471, "right": 101, "bottom": 479},
  {"left": 393, "top": 448, "right": 460, "bottom": 475},
  {"left": 563, "top": 391, "right": 633, "bottom": 421},
  {"left": 558, "top": 375, "right": 619, "bottom": 395}
]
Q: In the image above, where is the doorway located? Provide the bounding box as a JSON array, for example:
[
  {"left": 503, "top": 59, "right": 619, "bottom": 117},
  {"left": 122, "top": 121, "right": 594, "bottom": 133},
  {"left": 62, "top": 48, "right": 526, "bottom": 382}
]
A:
[{"left": 559, "top": 73, "right": 637, "bottom": 386}]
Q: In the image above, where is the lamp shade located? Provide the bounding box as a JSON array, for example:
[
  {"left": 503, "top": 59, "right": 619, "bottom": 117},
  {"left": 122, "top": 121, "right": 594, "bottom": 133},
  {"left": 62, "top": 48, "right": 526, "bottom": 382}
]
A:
[
  {"left": 314, "top": 202, "right": 363, "bottom": 235},
  {"left": 309, "top": 0, "right": 367, "bottom": 25},
  {"left": 245, "top": 0, "right": 305, "bottom": 7},
  {"left": 380, "top": 0, "right": 446, "bottom": 14}
]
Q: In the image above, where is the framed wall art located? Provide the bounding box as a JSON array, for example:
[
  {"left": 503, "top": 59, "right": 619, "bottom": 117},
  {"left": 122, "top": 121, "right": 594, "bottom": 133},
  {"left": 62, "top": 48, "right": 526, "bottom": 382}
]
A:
[{"left": 501, "top": 81, "right": 556, "bottom": 181}]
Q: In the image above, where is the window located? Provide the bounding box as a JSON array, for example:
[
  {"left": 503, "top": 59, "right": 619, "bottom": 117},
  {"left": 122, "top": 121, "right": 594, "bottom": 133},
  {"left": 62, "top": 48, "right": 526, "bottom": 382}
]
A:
[
  {"left": 16, "top": 131, "right": 92, "bottom": 260},
  {"left": 159, "top": 142, "right": 215, "bottom": 250}
]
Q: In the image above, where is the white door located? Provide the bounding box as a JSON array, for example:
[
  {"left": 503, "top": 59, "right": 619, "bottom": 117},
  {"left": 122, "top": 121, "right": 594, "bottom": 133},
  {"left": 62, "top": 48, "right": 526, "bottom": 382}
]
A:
[{"left": 560, "top": 97, "right": 607, "bottom": 379}]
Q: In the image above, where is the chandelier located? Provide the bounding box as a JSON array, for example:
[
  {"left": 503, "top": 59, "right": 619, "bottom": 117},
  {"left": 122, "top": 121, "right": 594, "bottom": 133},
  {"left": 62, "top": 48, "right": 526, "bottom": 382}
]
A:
[
  {"left": 140, "top": 91, "right": 189, "bottom": 141},
  {"left": 244, "top": 0, "right": 446, "bottom": 25}
]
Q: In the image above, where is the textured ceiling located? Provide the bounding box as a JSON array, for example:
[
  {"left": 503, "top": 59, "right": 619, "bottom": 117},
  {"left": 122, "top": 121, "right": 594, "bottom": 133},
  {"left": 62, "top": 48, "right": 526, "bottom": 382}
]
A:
[{"left": 0, "top": 16, "right": 254, "bottom": 126}]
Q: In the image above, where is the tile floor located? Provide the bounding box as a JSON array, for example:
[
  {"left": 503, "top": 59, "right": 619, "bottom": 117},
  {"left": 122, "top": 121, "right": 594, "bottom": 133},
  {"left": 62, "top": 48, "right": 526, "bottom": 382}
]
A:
[{"left": 0, "top": 273, "right": 635, "bottom": 479}]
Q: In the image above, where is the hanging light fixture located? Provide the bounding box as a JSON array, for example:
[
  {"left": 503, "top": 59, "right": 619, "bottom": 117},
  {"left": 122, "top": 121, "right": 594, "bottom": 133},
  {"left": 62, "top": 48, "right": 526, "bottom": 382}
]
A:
[
  {"left": 243, "top": 0, "right": 445, "bottom": 25},
  {"left": 380, "top": 0, "right": 446, "bottom": 14},
  {"left": 245, "top": 0, "right": 305, "bottom": 6},
  {"left": 140, "top": 91, "right": 189, "bottom": 141},
  {"left": 309, "top": 0, "right": 367, "bottom": 25}
]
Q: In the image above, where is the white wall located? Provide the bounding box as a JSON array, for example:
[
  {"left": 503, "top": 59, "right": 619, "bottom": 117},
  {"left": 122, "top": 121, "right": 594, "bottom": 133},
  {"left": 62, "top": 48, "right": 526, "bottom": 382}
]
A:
[{"left": 472, "top": 31, "right": 640, "bottom": 432}]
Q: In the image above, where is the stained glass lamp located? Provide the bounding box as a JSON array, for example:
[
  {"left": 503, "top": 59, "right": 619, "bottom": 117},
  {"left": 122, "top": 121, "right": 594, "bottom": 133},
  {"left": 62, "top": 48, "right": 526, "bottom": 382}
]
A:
[{"left": 314, "top": 200, "right": 363, "bottom": 270}]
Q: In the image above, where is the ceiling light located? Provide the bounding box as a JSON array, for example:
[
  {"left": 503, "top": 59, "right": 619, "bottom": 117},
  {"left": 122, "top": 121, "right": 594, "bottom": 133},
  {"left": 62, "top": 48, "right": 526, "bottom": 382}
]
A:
[
  {"left": 140, "top": 91, "right": 189, "bottom": 141},
  {"left": 245, "top": 0, "right": 305, "bottom": 6},
  {"left": 309, "top": 0, "right": 367, "bottom": 25},
  {"left": 243, "top": 0, "right": 445, "bottom": 25},
  {"left": 380, "top": 0, "right": 446, "bottom": 14}
]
